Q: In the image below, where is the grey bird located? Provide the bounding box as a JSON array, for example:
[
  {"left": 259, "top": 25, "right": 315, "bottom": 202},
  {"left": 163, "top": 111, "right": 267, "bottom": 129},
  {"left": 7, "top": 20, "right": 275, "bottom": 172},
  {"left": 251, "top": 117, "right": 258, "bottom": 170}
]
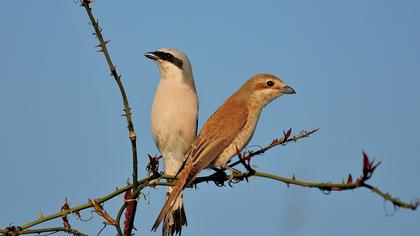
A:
[
  {"left": 151, "top": 73, "right": 295, "bottom": 231},
  {"left": 145, "top": 48, "right": 198, "bottom": 236}
]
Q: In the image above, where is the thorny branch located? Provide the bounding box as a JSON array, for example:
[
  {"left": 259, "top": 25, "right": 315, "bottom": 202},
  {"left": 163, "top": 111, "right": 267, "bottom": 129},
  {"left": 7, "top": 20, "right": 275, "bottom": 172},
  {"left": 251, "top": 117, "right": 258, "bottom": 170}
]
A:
[
  {"left": 80, "top": 0, "right": 139, "bottom": 235},
  {"left": 0, "top": 226, "right": 87, "bottom": 236},
  {"left": 229, "top": 128, "right": 318, "bottom": 168},
  {"left": 2, "top": 143, "right": 417, "bottom": 236},
  {"left": 192, "top": 151, "right": 419, "bottom": 210}
]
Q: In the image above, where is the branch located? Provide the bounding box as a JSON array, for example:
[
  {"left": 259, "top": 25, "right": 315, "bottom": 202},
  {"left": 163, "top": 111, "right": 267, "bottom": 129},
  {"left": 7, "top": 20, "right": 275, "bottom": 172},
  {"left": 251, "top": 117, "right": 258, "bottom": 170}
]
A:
[
  {"left": 191, "top": 173, "right": 418, "bottom": 210},
  {"left": 4, "top": 177, "right": 153, "bottom": 234},
  {"left": 0, "top": 227, "right": 87, "bottom": 236},
  {"left": 195, "top": 152, "right": 419, "bottom": 211},
  {"left": 80, "top": 1, "right": 139, "bottom": 235},
  {"left": 229, "top": 128, "right": 319, "bottom": 168},
  {"left": 2, "top": 151, "right": 417, "bottom": 236},
  {"left": 257, "top": 172, "right": 418, "bottom": 210},
  {"left": 115, "top": 180, "right": 152, "bottom": 235}
]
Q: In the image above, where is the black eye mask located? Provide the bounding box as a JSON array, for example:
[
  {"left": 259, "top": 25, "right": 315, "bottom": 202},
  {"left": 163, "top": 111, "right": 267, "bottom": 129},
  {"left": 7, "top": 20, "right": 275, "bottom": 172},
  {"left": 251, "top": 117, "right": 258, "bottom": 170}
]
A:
[{"left": 154, "top": 51, "right": 183, "bottom": 70}]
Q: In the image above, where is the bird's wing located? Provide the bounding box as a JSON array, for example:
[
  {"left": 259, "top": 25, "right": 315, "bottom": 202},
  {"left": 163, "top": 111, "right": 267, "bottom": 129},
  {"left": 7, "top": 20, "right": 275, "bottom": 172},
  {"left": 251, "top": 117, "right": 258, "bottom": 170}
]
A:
[
  {"left": 188, "top": 98, "right": 249, "bottom": 175},
  {"left": 152, "top": 98, "right": 248, "bottom": 231}
]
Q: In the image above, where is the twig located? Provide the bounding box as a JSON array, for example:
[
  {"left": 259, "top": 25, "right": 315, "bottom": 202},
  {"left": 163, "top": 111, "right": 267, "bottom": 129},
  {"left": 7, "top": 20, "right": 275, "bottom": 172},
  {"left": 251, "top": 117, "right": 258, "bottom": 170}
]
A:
[
  {"left": 229, "top": 128, "right": 319, "bottom": 168},
  {"left": 0, "top": 227, "right": 87, "bottom": 236},
  {"left": 80, "top": 1, "right": 139, "bottom": 235},
  {"left": 6, "top": 177, "right": 153, "bottom": 233},
  {"left": 191, "top": 170, "right": 419, "bottom": 210},
  {"left": 115, "top": 181, "right": 150, "bottom": 235}
]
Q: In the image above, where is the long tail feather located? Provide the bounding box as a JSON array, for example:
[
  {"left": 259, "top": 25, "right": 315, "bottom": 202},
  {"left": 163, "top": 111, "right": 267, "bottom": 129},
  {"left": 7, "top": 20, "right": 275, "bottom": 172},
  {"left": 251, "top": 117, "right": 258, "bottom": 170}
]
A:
[
  {"left": 152, "top": 161, "right": 192, "bottom": 231},
  {"left": 162, "top": 192, "right": 187, "bottom": 236}
]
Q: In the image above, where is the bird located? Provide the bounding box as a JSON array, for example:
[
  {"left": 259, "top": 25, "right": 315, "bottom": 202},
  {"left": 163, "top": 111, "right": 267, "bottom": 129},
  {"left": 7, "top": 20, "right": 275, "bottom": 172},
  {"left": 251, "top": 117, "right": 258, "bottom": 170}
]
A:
[
  {"left": 151, "top": 73, "right": 295, "bottom": 231},
  {"left": 145, "top": 48, "right": 199, "bottom": 236}
]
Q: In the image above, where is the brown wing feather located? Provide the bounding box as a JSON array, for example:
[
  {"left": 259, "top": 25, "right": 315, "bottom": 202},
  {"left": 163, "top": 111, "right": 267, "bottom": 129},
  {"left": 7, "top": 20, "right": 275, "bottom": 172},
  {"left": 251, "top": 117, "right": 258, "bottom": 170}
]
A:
[
  {"left": 189, "top": 97, "right": 249, "bottom": 169},
  {"left": 152, "top": 96, "right": 249, "bottom": 231}
]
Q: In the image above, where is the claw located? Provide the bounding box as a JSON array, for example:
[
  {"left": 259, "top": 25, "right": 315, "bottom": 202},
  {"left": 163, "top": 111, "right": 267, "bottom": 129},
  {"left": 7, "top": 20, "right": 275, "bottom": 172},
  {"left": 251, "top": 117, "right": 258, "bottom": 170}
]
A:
[{"left": 223, "top": 166, "right": 243, "bottom": 186}]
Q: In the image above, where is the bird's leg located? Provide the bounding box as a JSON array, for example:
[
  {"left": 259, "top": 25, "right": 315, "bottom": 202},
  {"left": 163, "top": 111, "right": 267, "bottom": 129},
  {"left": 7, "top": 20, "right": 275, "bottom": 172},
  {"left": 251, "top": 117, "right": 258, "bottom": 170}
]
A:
[
  {"left": 217, "top": 166, "right": 243, "bottom": 186},
  {"left": 223, "top": 165, "right": 242, "bottom": 175}
]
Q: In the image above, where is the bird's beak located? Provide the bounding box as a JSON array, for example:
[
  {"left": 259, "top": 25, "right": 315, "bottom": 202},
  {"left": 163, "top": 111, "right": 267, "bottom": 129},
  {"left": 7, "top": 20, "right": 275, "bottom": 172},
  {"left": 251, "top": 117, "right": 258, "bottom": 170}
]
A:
[
  {"left": 280, "top": 85, "right": 296, "bottom": 94},
  {"left": 144, "top": 51, "right": 159, "bottom": 61}
]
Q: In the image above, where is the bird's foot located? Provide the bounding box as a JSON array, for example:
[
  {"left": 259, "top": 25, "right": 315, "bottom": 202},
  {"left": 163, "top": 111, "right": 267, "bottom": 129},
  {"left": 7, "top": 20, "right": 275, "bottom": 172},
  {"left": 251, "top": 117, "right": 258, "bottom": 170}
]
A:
[
  {"left": 221, "top": 166, "right": 243, "bottom": 186},
  {"left": 210, "top": 167, "right": 228, "bottom": 187}
]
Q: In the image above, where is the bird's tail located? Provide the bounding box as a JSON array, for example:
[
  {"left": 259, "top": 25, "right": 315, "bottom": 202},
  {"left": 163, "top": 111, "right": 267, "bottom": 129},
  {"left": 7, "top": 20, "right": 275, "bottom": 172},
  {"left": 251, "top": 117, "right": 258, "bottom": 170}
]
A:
[
  {"left": 152, "top": 159, "right": 192, "bottom": 232},
  {"left": 162, "top": 189, "right": 187, "bottom": 236}
]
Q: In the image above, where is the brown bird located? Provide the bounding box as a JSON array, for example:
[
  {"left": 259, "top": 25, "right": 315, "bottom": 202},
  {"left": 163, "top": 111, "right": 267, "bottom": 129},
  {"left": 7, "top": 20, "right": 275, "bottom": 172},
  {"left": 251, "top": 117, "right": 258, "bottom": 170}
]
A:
[{"left": 151, "top": 73, "right": 296, "bottom": 231}]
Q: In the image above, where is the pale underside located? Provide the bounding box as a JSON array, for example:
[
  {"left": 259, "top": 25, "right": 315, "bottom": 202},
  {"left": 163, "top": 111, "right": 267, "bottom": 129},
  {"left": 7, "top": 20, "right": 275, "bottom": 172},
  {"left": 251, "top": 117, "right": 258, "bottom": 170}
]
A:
[{"left": 151, "top": 78, "right": 198, "bottom": 175}]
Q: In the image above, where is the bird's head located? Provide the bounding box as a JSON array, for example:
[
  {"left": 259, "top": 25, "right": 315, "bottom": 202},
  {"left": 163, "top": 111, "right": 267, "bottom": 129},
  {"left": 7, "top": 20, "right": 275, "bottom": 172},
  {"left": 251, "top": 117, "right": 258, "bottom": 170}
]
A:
[
  {"left": 243, "top": 74, "right": 296, "bottom": 107},
  {"left": 144, "top": 48, "right": 194, "bottom": 84}
]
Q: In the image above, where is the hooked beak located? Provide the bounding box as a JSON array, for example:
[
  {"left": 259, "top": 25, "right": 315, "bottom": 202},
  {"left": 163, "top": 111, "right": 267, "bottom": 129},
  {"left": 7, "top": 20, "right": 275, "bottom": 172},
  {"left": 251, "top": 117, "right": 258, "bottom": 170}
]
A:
[
  {"left": 144, "top": 51, "right": 159, "bottom": 61},
  {"left": 280, "top": 85, "right": 296, "bottom": 94}
]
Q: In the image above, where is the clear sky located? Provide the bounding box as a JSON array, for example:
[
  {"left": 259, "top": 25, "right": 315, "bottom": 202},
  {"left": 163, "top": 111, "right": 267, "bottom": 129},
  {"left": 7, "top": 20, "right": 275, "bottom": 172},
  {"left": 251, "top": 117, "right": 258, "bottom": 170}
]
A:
[{"left": 1, "top": 1, "right": 419, "bottom": 236}]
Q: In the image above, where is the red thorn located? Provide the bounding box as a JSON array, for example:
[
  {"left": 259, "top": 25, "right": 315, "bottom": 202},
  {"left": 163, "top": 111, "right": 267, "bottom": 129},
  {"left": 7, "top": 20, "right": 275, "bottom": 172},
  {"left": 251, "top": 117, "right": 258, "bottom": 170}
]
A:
[
  {"left": 235, "top": 146, "right": 242, "bottom": 159},
  {"left": 308, "top": 128, "right": 320, "bottom": 135},
  {"left": 363, "top": 151, "right": 369, "bottom": 169},
  {"left": 271, "top": 138, "right": 279, "bottom": 145},
  {"left": 361, "top": 151, "right": 381, "bottom": 181},
  {"left": 292, "top": 174, "right": 296, "bottom": 181},
  {"left": 283, "top": 128, "right": 292, "bottom": 141}
]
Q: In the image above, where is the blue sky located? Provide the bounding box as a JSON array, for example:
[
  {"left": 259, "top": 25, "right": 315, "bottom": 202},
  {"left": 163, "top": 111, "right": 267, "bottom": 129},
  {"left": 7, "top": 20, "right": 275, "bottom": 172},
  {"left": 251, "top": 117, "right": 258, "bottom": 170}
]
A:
[{"left": 1, "top": 1, "right": 419, "bottom": 235}]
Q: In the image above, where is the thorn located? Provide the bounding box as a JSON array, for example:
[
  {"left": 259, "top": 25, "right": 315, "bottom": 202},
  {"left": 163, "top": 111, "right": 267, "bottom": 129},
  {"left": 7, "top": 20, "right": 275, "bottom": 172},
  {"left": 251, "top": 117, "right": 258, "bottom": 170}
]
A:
[
  {"left": 308, "top": 128, "right": 320, "bottom": 135},
  {"left": 363, "top": 151, "right": 369, "bottom": 168},
  {"left": 347, "top": 174, "right": 353, "bottom": 184},
  {"left": 235, "top": 146, "right": 242, "bottom": 159},
  {"left": 361, "top": 151, "right": 381, "bottom": 181},
  {"left": 283, "top": 128, "right": 292, "bottom": 140}
]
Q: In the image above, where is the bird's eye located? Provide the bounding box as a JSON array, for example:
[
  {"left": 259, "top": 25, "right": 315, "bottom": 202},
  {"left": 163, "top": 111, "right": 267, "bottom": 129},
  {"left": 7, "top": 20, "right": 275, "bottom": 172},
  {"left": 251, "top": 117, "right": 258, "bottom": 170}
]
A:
[{"left": 266, "top": 80, "right": 274, "bottom": 87}]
